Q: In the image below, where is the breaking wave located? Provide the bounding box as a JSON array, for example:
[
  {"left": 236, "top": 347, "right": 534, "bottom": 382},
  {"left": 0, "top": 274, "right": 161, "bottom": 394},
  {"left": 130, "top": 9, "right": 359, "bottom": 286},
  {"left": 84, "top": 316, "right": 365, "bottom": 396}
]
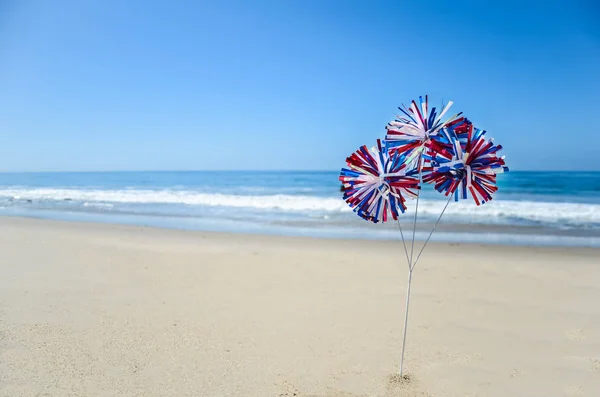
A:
[{"left": 1, "top": 187, "right": 599, "bottom": 228}]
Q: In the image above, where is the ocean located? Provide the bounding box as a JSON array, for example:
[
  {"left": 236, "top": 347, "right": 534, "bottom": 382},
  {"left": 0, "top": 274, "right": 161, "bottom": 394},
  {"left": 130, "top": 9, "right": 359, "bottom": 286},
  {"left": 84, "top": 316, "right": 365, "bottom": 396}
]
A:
[{"left": 1, "top": 171, "right": 599, "bottom": 247}]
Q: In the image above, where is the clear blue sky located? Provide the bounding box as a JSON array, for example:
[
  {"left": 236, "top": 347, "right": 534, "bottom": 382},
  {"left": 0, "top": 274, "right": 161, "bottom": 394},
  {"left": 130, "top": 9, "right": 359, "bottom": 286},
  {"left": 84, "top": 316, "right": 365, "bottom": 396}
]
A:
[{"left": 0, "top": 0, "right": 598, "bottom": 172}]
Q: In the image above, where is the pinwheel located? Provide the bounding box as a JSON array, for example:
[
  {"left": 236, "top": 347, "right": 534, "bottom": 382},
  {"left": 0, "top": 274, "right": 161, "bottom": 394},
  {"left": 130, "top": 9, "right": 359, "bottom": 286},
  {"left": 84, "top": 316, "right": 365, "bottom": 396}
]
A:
[
  {"left": 424, "top": 124, "right": 509, "bottom": 205},
  {"left": 385, "top": 95, "right": 467, "bottom": 170},
  {"left": 339, "top": 139, "right": 419, "bottom": 223}
]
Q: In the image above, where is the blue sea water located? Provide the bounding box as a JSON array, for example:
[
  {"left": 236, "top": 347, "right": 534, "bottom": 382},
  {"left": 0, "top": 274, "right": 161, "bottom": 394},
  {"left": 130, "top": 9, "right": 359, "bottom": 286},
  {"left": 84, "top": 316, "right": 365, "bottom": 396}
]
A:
[{"left": 1, "top": 171, "right": 599, "bottom": 247}]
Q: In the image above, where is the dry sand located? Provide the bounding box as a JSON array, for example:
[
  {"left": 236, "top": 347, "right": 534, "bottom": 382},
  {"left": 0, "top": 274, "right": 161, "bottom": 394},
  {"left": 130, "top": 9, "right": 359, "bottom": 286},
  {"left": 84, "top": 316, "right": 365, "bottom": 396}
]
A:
[{"left": 1, "top": 217, "right": 599, "bottom": 397}]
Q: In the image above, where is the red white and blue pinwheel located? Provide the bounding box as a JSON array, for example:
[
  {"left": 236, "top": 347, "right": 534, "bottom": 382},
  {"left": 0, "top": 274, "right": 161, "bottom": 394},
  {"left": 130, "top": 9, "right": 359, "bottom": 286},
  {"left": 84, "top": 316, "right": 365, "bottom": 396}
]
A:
[
  {"left": 339, "top": 140, "right": 419, "bottom": 223},
  {"left": 384, "top": 95, "right": 467, "bottom": 170},
  {"left": 423, "top": 123, "right": 509, "bottom": 205}
]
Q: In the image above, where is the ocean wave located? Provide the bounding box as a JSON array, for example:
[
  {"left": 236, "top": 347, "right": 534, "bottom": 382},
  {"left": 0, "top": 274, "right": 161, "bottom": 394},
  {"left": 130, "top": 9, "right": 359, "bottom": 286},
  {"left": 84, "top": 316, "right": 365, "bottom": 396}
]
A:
[
  {"left": 1, "top": 188, "right": 599, "bottom": 227},
  {"left": 0, "top": 188, "right": 346, "bottom": 212},
  {"left": 409, "top": 199, "right": 600, "bottom": 227}
]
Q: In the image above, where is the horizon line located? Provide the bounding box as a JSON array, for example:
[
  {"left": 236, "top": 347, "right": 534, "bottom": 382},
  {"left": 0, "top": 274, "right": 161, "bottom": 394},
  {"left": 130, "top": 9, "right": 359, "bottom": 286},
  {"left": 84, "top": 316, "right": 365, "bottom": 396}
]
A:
[{"left": 0, "top": 169, "right": 598, "bottom": 174}]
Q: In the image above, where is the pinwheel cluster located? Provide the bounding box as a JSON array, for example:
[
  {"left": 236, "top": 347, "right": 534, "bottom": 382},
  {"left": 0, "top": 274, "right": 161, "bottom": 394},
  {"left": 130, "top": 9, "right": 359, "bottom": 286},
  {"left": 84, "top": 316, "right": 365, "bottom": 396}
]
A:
[{"left": 340, "top": 96, "right": 509, "bottom": 223}]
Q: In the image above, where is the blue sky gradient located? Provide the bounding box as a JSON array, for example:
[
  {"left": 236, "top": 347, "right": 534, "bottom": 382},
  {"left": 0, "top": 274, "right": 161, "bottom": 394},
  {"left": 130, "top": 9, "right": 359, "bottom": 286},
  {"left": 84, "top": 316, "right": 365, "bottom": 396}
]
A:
[{"left": 0, "top": 0, "right": 598, "bottom": 171}]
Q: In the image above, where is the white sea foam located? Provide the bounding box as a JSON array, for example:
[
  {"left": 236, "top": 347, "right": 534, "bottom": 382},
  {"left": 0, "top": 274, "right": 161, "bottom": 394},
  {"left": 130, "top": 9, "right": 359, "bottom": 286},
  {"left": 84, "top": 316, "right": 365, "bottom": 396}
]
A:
[
  {"left": 1, "top": 188, "right": 599, "bottom": 227},
  {"left": 410, "top": 199, "right": 600, "bottom": 227},
  {"left": 1, "top": 188, "right": 346, "bottom": 211},
  {"left": 83, "top": 202, "right": 114, "bottom": 209}
]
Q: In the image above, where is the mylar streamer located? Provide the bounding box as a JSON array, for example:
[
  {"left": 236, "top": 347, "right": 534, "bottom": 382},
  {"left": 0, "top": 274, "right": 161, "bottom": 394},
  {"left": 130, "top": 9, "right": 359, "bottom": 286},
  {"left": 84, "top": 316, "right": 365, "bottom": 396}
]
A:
[{"left": 339, "top": 140, "right": 419, "bottom": 223}]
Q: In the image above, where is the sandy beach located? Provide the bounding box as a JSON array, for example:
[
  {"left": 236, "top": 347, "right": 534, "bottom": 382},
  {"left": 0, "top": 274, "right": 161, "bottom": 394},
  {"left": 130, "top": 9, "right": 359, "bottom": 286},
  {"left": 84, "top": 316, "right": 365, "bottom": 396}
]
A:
[{"left": 1, "top": 217, "right": 599, "bottom": 396}]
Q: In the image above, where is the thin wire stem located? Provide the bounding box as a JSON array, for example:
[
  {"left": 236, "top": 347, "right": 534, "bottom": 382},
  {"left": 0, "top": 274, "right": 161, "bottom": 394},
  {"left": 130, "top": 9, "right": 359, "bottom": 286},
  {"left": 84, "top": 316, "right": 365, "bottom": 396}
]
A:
[
  {"left": 396, "top": 219, "right": 410, "bottom": 270},
  {"left": 399, "top": 155, "right": 422, "bottom": 377},
  {"left": 408, "top": 156, "right": 423, "bottom": 268},
  {"left": 411, "top": 194, "right": 453, "bottom": 271},
  {"left": 399, "top": 268, "right": 412, "bottom": 377}
]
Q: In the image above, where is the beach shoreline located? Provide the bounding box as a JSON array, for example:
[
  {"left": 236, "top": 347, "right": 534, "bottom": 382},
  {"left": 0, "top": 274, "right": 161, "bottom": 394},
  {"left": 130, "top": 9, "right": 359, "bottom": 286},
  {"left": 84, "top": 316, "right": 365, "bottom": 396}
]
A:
[
  {"left": 1, "top": 216, "right": 599, "bottom": 396},
  {"left": 2, "top": 170, "right": 600, "bottom": 249},
  {"left": 1, "top": 209, "right": 599, "bottom": 249}
]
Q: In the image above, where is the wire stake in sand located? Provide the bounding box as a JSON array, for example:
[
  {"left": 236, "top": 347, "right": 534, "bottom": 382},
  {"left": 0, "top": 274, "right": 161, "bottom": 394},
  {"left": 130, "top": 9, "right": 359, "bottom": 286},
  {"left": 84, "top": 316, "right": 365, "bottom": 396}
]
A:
[
  {"left": 399, "top": 265, "right": 413, "bottom": 377},
  {"left": 339, "top": 95, "right": 509, "bottom": 380},
  {"left": 398, "top": 193, "right": 453, "bottom": 377},
  {"left": 398, "top": 160, "right": 423, "bottom": 377}
]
